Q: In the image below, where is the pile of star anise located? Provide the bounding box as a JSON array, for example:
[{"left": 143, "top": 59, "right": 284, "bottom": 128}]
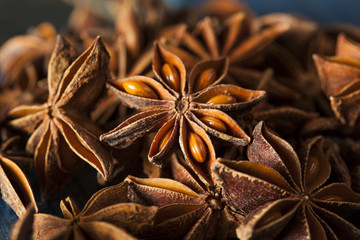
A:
[{"left": 1, "top": 0, "right": 360, "bottom": 239}]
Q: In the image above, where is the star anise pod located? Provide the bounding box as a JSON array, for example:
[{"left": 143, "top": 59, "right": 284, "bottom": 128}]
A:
[
  {"left": 213, "top": 121, "right": 360, "bottom": 240},
  {"left": 125, "top": 153, "right": 243, "bottom": 239},
  {"left": 0, "top": 22, "right": 56, "bottom": 89},
  {"left": 161, "top": 10, "right": 291, "bottom": 101},
  {"left": 32, "top": 182, "right": 157, "bottom": 240},
  {"left": 163, "top": 10, "right": 289, "bottom": 69},
  {"left": 8, "top": 35, "right": 112, "bottom": 199},
  {"left": 314, "top": 33, "right": 360, "bottom": 126},
  {"left": 0, "top": 137, "right": 37, "bottom": 217},
  {"left": 10, "top": 203, "right": 36, "bottom": 240},
  {"left": 100, "top": 42, "right": 265, "bottom": 182}
]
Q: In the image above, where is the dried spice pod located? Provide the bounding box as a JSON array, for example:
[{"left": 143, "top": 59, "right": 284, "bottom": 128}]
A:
[
  {"left": 101, "top": 42, "right": 265, "bottom": 183},
  {"left": 0, "top": 22, "right": 56, "bottom": 88},
  {"left": 213, "top": 121, "right": 360, "bottom": 240},
  {"left": 32, "top": 182, "right": 158, "bottom": 240},
  {"left": 125, "top": 154, "right": 243, "bottom": 240},
  {"left": 191, "top": 84, "right": 265, "bottom": 111},
  {"left": 0, "top": 148, "right": 37, "bottom": 217},
  {"left": 314, "top": 33, "right": 360, "bottom": 126},
  {"left": 8, "top": 35, "right": 112, "bottom": 199},
  {"left": 148, "top": 114, "right": 179, "bottom": 164},
  {"left": 179, "top": 117, "right": 216, "bottom": 183},
  {"left": 10, "top": 203, "right": 36, "bottom": 240},
  {"left": 163, "top": 10, "right": 289, "bottom": 67},
  {"left": 108, "top": 76, "right": 175, "bottom": 110}
]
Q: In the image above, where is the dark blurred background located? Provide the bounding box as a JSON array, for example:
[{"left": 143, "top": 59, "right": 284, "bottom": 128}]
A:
[{"left": 1, "top": 0, "right": 360, "bottom": 44}]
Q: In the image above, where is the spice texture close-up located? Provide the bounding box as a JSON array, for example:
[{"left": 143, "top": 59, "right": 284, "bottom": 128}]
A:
[{"left": 1, "top": 0, "right": 360, "bottom": 239}]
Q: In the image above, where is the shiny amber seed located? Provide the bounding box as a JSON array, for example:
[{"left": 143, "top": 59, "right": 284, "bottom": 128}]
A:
[
  {"left": 306, "top": 156, "right": 319, "bottom": 185},
  {"left": 206, "top": 94, "right": 237, "bottom": 105},
  {"left": 188, "top": 131, "right": 207, "bottom": 163},
  {"left": 122, "top": 81, "right": 158, "bottom": 99},
  {"left": 37, "top": 22, "right": 56, "bottom": 39},
  {"left": 257, "top": 211, "right": 283, "bottom": 228},
  {"left": 162, "top": 63, "right": 180, "bottom": 91},
  {"left": 200, "top": 116, "right": 227, "bottom": 133},
  {"left": 194, "top": 68, "right": 216, "bottom": 92},
  {"left": 158, "top": 129, "right": 172, "bottom": 152}
]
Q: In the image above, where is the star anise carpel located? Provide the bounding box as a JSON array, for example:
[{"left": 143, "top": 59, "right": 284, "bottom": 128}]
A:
[
  {"left": 7, "top": 35, "right": 112, "bottom": 199},
  {"left": 213, "top": 121, "right": 360, "bottom": 240},
  {"left": 101, "top": 41, "right": 265, "bottom": 183},
  {"left": 314, "top": 33, "right": 360, "bottom": 127}
]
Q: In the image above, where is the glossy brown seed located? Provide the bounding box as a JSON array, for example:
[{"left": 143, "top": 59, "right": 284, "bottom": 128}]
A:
[
  {"left": 123, "top": 81, "right": 158, "bottom": 99},
  {"left": 188, "top": 131, "right": 207, "bottom": 163},
  {"left": 306, "top": 156, "right": 319, "bottom": 186},
  {"left": 200, "top": 116, "right": 227, "bottom": 132},
  {"left": 206, "top": 94, "right": 237, "bottom": 105},
  {"left": 158, "top": 129, "right": 172, "bottom": 152},
  {"left": 194, "top": 68, "right": 216, "bottom": 92},
  {"left": 162, "top": 63, "right": 180, "bottom": 91},
  {"left": 256, "top": 210, "right": 283, "bottom": 228}
]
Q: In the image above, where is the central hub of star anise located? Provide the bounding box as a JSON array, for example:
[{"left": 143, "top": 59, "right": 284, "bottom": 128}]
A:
[
  {"left": 46, "top": 104, "right": 54, "bottom": 119},
  {"left": 299, "top": 194, "right": 310, "bottom": 203},
  {"left": 71, "top": 217, "right": 80, "bottom": 226},
  {"left": 206, "top": 186, "right": 224, "bottom": 211},
  {"left": 175, "top": 97, "right": 190, "bottom": 114}
]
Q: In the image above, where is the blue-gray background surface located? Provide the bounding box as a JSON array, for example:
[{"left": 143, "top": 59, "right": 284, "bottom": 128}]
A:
[
  {"left": 1, "top": 0, "right": 360, "bottom": 44},
  {"left": 1, "top": 0, "right": 360, "bottom": 239}
]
